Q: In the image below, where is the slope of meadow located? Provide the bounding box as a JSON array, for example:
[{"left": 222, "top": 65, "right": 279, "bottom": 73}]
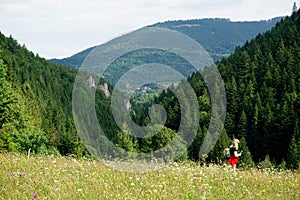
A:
[{"left": 0, "top": 153, "right": 299, "bottom": 199}]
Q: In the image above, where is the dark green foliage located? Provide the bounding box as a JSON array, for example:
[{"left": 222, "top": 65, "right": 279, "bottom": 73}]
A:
[
  {"left": 52, "top": 17, "right": 282, "bottom": 68},
  {"left": 153, "top": 89, "right": 181, "bottom": 131},
  {"left": 149, "top": 11, "right": 300, "bottom": 168},
  {"left": 207, "top": 128, "right": 231, "bottom": 164},
  {"left": 217, "top": 11, "right": 300, "bottom": 166},
  {"left": 286, "top": 136, "right": 300, "bottom": 169},
  {"left": 187, "top": 127, "right": 205, "bottom": 161},
  {"left": 0, "top": 57, "right": 47, "bottom": 153},
  {"left": 237, "top": 137, "right": 254, "bottom": 169},
  {"left": 1, "top": 10, "right": 300, "bottom": 169},
  {"left": 0, "top": 32, "right": 85, "bottom": 156}
]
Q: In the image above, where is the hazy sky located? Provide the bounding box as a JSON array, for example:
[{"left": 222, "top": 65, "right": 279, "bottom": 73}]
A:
[{"left": 0, "top": 0, "right": 298, "bottom": 59}]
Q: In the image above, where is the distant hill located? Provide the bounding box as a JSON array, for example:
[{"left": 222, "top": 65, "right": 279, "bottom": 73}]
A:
[
  {"left": 51, "top": 46, "right": 95, "bottom": 69},
  {"left": 1, "top": 9, "right": 300, "bottom": 169},
  {"left": 50, "top": 17, "right": 283, "bottom": 67},
  {"left": 150, "top": 17, "right": 283, "bottom": 60}
]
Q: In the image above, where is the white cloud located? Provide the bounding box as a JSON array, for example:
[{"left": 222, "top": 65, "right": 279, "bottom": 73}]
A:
[{"left": 0, "top": 0, "right": 298, "bottom": 58}]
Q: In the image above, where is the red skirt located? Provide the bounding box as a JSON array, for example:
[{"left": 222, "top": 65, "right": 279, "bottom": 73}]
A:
[{"left": 227, "top": 155, "right": 239, "bottom": 167}]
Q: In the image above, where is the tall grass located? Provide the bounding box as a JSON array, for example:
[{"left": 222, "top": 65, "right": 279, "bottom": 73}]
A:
[{"left": 0, "top": 153, "right": 299, "bottom": 199}]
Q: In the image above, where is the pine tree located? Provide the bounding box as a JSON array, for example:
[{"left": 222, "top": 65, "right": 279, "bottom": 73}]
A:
[
  {"left": 238, "top": 137, "right": 254, "bottom": 169},
  {"left": 292, "top": 2, "right": 298, "bottom": 14},
  {"left": 0, "top": 58, "right": 46, "bottom": 153},
  {"left": 207, "top": 128, "right": 230, "bottom": 164},
  {"left": 225, "top": 76, "right": 239, "bottom": 136},
  {"left": 286, "top": 136, "right": 300, "bottom": 169},
  {"left": 187, "top": 127, "right": 204, "bottom": 161},
  {"left": 0, "top": 58, "right": 15, "bottom": 150},
  {"left": 236, "top": 110, "right": 247, "bottom": 139}
]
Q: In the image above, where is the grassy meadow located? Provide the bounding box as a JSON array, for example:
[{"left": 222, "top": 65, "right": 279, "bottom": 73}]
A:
[{"left": 0, "top": 153, "right": 299, "bottom": 200}]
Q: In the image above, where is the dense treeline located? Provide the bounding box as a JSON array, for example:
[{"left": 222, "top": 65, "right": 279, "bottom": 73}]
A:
[
  {"left": 0, "top": 33, "right": 86, "bottom": 156},
  {"left": 153, "top": 10, "right": 300, "bottom": 168},
  {"left": 1, "top": 10, "right": 300, "bottom": 169},
  {"left": 218, "top": 10, "right": 300, "bottom": 168},
  {"left": 108, "top": 10, "right": 300, "bottom": 168}
]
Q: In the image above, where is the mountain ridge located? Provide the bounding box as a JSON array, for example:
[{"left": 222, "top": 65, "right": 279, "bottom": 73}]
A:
[
  {"left": 50, "top": 17, "right": 283, "bottom": 68},
  {"left": 1, "top": 10, "right": 300, "bottom": 168}
]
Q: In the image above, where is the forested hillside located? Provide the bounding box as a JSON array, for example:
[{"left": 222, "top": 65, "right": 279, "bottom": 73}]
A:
[
  {"left": 0, "top": 33, "right": 86, "bottom": 156},
  {"left": 153, "top": 11, "right": 300, "bottom": 168},
  {"left": 101, "top": 10, "right": 300, "bottom": 168},
  {"left": 150, "top": 17, "right": 282, "bottom": 60},
  {"left": 1, "top": 10, "right": 300, "bottom": 169},
  {"left": 218, "top": 11, "right": 300, "bottom": 168},
  {"left": 51, "top": 17, "right": 282, "bottom": 68}
]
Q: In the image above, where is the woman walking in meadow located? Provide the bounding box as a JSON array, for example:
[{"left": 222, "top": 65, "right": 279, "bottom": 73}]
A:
[{"left": 227, "top": 139, "right": 242, "bottom": 174}]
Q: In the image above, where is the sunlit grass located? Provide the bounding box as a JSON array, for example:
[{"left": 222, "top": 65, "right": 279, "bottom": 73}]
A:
[{"left": 0, "top": 153, "right": 299, "bottom": 199}]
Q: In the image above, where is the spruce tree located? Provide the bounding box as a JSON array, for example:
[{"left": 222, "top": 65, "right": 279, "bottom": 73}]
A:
[
  {"left": 286, "top": 136, "right": 300, "bottom": 169},
  {"left": 292, "top": 2, "right": 298, "bottom": 14},
  {"left": 236, "top": 110, "right": 247, "bottom": 139},
  {"left": 238, "top": 137, "right": 254, "bottom": 169}
]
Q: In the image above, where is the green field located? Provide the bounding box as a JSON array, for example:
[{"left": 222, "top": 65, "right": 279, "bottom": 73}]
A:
[{"left": 0, "top": 153, "right": 299, "bottom": 200}]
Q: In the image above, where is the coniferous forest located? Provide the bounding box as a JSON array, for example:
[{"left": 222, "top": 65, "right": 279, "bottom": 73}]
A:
[{"left": 1, "top": 10, "right": 300, "bottom": 169}]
